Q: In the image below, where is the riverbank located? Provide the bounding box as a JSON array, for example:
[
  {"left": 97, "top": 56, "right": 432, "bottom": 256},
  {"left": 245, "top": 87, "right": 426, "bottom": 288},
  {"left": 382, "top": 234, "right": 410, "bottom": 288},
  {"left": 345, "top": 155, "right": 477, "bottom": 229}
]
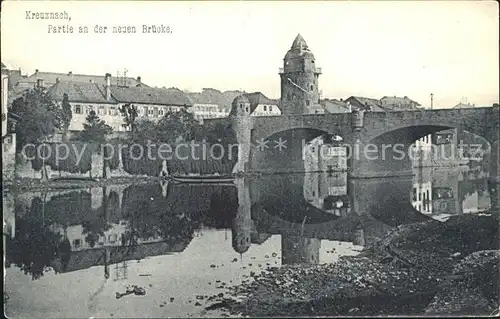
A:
[
  {"left": 206, "top": 209, "right": 499, "bottom": 316},
  {"left": 2, "top": 176, "right": 162, "bottom": 193}
]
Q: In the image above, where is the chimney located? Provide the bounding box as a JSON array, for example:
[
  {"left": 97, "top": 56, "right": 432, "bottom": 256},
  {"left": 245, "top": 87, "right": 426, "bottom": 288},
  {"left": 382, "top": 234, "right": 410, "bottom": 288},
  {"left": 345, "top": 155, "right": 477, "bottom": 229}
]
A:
[
  {"left": 105, "top": 73, "right": 111, "bottom": 100},
  {"left": 68, "top": 71, "right": 73, "bottom": 76},
  {"left": 137, "top": 76, "right": 142, "bottom": 83},
  {"left": 37, "top": 78, "right": 45, "bottom": 88},
  {"left": 35, "top": 69, "right": 39, "bottom": 75}
]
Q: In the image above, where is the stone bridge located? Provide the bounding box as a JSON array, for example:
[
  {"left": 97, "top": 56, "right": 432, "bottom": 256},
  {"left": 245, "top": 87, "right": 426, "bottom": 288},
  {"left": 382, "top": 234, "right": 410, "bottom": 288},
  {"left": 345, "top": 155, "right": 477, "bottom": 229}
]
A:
[{"left": 206, "top": 106, "right": 499, "bottom": 178}]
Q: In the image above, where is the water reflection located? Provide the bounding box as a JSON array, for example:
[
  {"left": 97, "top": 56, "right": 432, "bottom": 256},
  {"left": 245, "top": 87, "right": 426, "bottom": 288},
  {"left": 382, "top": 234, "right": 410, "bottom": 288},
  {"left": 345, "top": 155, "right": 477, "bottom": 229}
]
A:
[
  {"left": 411, "top": 164, "right": 493, "bottom": 221},
  {"left": 4, "top": 166, "right": 497, "bottom": 317}
]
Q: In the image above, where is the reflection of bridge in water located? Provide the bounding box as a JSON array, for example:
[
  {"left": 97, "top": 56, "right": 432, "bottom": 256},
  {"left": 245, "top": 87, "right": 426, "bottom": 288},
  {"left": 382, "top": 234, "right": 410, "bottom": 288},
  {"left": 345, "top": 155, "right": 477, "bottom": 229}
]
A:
[{"left": 5, "top": 165, "right": 498, "bottom": 276}]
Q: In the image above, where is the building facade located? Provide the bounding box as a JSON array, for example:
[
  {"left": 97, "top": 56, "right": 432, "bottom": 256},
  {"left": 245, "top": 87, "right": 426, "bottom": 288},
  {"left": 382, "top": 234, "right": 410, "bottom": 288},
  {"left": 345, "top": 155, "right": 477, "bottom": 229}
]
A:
[
  {"left": 2, "top": 63, "right": 17, "bottom": 183},
  {"left": 45, "top": 74, "right": 192, "bottom": 132}
]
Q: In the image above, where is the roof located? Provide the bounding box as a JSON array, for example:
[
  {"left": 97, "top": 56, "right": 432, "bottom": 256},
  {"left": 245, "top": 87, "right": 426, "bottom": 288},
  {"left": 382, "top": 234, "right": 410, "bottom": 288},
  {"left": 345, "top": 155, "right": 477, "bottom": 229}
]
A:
[
  {"left": 185, "top": 88, "right": 245, "bottom": 107},
  {"left": 7, "top": 69, "right": 28, "bottom": 89},
  {"left": 245, "top": 92, "right": 278, "bottom": 111},
  {"left": 346, "top": 96, "right": 386, "bottom": 112},
  {"left": 453, "top": 102, "right": 475, "bottom": 109},
  {"left": 285, "top": 34, "right": 315, "bottom": 60},
  {"left": 229, "top": 92, "right": 278, "bottom": 116},
  {"left": 46, "top": 81, "right": 114, "bottom": 104},
  {"left": 380, "top": 96, "right": 421, "bottom": 110},
  {"left": 321, "top": 99, "right": 350, "bottom": 113},
  {"left": 110, "top": 86, "right": 192, "bottom": 107},
  {"left": 46, "top": 81, "right": 193, "bottom": 106},
  {"left": 17, "top": 70, "right": 148, "bottom": 88}
]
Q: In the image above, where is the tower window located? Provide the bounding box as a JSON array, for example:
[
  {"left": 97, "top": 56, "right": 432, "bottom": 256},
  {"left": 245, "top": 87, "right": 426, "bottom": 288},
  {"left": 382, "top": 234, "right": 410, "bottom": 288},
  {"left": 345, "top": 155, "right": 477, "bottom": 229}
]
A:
[
  {"left": 310, "top": 85, "right": 313, "bottom": 90},
  {"left": 246, "top": 107, "right": 249, "bottom": 112}
]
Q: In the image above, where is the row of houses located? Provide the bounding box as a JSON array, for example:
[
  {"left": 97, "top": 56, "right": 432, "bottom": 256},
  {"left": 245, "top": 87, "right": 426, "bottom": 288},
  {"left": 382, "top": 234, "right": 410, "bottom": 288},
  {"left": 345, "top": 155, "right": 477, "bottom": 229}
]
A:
[{"left": 4, "top": 67, "right": 286, "bottom": 131}]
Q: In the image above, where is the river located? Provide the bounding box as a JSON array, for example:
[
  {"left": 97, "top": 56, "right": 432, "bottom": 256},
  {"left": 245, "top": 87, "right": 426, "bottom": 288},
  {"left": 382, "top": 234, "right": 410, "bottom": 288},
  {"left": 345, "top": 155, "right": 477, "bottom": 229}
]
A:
[{"left": 3, "top": 163, "right": 496, "bottom": 318}]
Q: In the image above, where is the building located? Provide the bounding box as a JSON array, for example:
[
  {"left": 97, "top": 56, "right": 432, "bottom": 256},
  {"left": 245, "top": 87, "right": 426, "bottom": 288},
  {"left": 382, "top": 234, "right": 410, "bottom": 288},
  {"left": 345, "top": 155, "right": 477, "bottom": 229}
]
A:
[
  {"left": 320, "top": 99, "right": 351, "bottom": 113},
  {"left": 185, "top": 88, "right": 244, "bottom": 122},
  {"left": 11, "top": 69, "right": 148, "bottom": 97},
  {"left": 279, "top": 34, "right": 323, "bottom": 115},
  {"left": 45, "top": 74, "right": 192, "bottom": 132},
  {"left": 380, "top": 96, "right": 421, "bottom": 110},
  {"left": 244, "top": 92, "right": 281, "bottom": 117},
  {"left": 411, "top": 167, "right": 433, "bottom": 214},
  {"left": 2, "top": 63, "right": 19, "bottom": 183},
  {"left": 344, "top": 96, "right": 387, "bottom": 112}
]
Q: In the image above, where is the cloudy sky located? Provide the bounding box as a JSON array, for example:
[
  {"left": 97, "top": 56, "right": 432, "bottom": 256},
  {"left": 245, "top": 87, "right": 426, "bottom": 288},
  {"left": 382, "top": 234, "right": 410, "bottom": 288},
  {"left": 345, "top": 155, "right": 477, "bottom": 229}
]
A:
[{"left": 2, "top": 1, "right": 498, "bottom": 107}]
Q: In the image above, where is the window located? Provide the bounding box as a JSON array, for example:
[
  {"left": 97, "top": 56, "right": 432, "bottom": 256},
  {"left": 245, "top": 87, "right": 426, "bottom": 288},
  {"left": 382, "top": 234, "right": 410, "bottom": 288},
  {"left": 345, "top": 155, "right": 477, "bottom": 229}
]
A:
[
  {"left": 73, "top": 239, "right": 82, "bottom": 249},
  {"left": 109, "top": 106, "right": 117, "bottom": 116},
  {"left": 270, "top": 106, "right": 273, "bottom": 111},
  {"left": 246, "top": 107, "right": 249, "bottom": 112},
  {"left": 306, "top": 100, "right": 310, "bottom": 106},
  {"left": 153, "top": 107, "right": 158, "bottom": 117},
  {"left": 412, "top": 188, "right": 417, "bottom": 201},
  {"left": 108, "top": 234, "right": 118, "bottom": 244},
  {"left": 310, "top": 85, "right": 314, "bottom": 90},
  {"left": 86, "top": 105, "right": 93, "bottom": 114},
  {"left": 144, "top": 107, "right": 149, "bottom": 116},
  {"left": 74, "top": 105, "right": 82, "bottom": 114},
  {"left": 159, "top": 108, "right": 164, "bottom": 116},
  {"left": 98, "top": 106, "right": 106, "bottom": 115},
  {"left": 263, "top": 105, "right": 267, "bottom": 111}
]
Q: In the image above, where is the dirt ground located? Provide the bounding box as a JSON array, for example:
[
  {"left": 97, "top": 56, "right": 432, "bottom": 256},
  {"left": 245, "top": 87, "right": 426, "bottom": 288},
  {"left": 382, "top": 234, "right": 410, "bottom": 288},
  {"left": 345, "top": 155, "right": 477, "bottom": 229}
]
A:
[{"left": 205, "top": 210, "right": 499, "bottom": 317}]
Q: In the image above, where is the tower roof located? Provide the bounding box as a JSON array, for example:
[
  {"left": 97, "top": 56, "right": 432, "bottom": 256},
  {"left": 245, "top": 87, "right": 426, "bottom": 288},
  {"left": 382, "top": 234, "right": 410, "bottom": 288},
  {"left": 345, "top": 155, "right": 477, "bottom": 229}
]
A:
[
  {"left": 284, "top": 34, "right": 315, "bottom": 60},
  {"left": 291, "top": 34, "right": 308, "bottom": 50}
]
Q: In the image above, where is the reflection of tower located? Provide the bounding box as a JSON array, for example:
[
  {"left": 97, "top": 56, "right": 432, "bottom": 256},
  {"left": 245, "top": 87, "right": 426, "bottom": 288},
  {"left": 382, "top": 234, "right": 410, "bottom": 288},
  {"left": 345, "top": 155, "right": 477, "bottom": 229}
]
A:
[
  {"left": 231, "top": 178, "right": 252, "bottom": 254},
  {"left": 230, "top": 95, "right": 253, "bottom": 173},
  {"left": 281, "top": 236, "right": 320, "bottom": 264}
]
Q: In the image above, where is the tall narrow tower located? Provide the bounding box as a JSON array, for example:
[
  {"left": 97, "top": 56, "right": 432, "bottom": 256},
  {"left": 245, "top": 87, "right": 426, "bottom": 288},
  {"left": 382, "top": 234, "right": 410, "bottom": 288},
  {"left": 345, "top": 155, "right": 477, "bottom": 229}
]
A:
[{"left": 279, "top": 34, "right": 322, "bottom": 115}]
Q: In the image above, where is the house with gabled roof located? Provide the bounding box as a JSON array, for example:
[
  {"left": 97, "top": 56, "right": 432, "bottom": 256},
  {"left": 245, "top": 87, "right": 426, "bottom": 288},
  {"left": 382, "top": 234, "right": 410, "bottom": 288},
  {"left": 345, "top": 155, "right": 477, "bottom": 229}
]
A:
[
  {"left": 380, "top": 96, "right": 421, "bottom": 110},
  {"left": 45, "top": 73, "right": 192, "bottom": 132},
  {"left": 344, "top": 96, "right": 386, "bottom": 112},
  {"left": 244, "top": 92, "right": 281, "bottom": 117}
]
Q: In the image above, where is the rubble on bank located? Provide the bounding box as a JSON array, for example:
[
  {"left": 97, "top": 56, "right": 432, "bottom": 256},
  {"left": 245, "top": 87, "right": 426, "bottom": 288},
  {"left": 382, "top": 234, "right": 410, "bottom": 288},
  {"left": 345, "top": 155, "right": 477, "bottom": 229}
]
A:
[{"left": 206, "top": 211, "right": 499, "bottom": 317}]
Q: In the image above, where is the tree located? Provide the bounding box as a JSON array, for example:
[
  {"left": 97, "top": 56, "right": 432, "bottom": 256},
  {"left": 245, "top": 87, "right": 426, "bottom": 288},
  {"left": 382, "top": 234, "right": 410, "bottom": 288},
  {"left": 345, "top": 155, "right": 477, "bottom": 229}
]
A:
[
  {"left": 75, "top": 111, "right": 113, "bottom": 144},
  {"left": 119, "top": 103, "right": 138, "bottom": 132},
  {"left": 10, "top": 87, "right": 63, "bottom": 151},
  {"left": 155, "top": 108, "right": 201, "bottom": 144},
  {"left": 60, "top": 93, "right": 73, "bottom": 141},
  {"left": 73, "top": 111, "right": 113, "bottom": 178}
]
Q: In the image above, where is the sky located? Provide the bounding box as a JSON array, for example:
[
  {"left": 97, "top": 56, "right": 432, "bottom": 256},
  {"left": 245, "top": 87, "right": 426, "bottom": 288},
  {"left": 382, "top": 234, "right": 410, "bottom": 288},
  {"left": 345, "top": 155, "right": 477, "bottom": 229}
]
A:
[{"left": 1, "top": 1, "right": 499, "bottom": 108}]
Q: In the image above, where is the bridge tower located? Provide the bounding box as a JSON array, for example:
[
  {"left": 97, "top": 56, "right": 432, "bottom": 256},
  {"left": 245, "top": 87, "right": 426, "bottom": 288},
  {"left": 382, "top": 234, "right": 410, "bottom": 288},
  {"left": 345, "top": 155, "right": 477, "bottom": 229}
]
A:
[{"left": 279, "top": 34, "right": 322, "bottom": 115}]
